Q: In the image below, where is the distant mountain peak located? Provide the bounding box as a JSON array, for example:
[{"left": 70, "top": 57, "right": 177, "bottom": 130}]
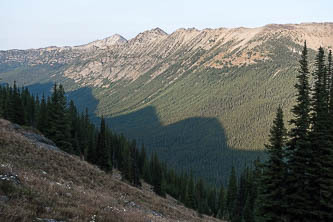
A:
[
  {"left": 151, "top": 27, "right": 168, "bottom": 35},
  {"left": 76, "top": 34, "right": 127, "bottom": 49},
  {"left": 146, "top": 27, "right": 168, "bottom": 36},
  {"left": 130, "top": 27, "right": 168, "bottom": 44}
]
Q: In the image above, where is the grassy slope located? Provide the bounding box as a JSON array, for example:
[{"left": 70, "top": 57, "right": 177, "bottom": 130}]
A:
[{"left": 0, "top": 118, "right": 221, "bottom": 222}]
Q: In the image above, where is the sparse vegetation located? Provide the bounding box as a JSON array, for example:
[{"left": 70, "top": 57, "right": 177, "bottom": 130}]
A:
[{"left": 0, "top": 119, "right": 221, "bottom": 222}]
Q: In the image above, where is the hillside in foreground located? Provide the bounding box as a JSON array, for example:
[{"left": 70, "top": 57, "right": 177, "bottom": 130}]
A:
[{"left": 0, "top": 118, "right": 221, "bottom": 222}]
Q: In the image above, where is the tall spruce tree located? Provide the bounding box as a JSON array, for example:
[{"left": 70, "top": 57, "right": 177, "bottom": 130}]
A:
[
  {"left": 8, "top": 81, "right": 25, "bottom": 125},
  {"left": 47, "top": 83, "right": 72, "bottom": 152},
  {"left": 37, "top": 94, "right": 48, "bottom": 134},
  {"left": 232, "top": 168, "right": 250, "bottom": 222},
  {"left": 96, "top": 117, "right": 112, "bottom": 172},
  {"left": 257, "top": 107, "right": 287, "bottom": 222},
  {"left": 285, "top": 41, "right": 312, "bottom": 221},
  {"left": 308, "top": 47, "right": 333, "bottom": 221}
]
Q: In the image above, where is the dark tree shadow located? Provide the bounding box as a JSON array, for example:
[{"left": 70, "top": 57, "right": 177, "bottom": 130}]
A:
[{"left": 107, "top": 106, "right": 265, "bottom": 185}]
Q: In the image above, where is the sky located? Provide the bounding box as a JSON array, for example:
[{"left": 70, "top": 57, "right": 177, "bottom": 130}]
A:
[{"left": 1, "top": 0, "right": 333, "bottom": 50}]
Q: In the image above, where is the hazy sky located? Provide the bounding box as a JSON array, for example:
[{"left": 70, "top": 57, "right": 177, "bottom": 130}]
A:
[{"left": 1, "top": 0, "right": 333, "bottom": 50}]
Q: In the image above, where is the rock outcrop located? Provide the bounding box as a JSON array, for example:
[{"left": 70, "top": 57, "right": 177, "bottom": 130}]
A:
[{"left": 0, "top": 119, "right": 59, "bottom": 152}]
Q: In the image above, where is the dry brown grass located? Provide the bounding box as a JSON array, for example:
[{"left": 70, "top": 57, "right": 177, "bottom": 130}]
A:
[{"left": 0, "top": 119, "right": 222, "bottom": 222}]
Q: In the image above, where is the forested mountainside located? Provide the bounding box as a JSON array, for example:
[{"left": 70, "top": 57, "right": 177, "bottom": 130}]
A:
[{"left": 1, "top": 23, "right": 333, "bottom": 183}]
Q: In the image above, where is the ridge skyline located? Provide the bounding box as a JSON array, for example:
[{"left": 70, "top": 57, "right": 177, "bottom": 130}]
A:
[{"left": 3, "top": 22, "right": 333, "bottom": 51}]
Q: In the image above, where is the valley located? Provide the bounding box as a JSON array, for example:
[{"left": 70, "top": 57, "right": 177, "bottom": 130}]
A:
[{"left": 1, "top": 23, "right": 333, "bottom": 184}]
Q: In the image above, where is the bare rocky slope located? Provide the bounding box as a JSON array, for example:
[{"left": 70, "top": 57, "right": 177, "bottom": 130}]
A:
[
  {"left": 0, "top": 118, "right": 221, "bottom": 222},
  {"left": 1, "top": 22, "right": 333, "bottom": 184}
]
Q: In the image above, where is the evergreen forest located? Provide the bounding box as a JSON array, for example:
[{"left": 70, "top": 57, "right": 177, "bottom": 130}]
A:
[{"left": 0, "top": 42, "right": 332, "bottom": 221}]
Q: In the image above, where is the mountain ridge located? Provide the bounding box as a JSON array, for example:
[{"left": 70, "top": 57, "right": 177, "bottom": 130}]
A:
[{"left": 2, "top": 22, "right": 333, "bottom": 51}]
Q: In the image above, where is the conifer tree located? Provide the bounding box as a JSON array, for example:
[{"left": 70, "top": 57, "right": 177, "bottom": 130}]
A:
[
  {"left": 151, "top": 152, "right": 165, "bottom": 197},
  {"left": 185, "top": 172, "right": 196, "bottom": 209},
  {"left": 226, "top": 166, "right": 237, "bottom": 219},
  {"left": 257, "top": 107, "right": 287, "bottom": 222},
  {"left": 96, "top": 117, "right": 112, "bottom": 172},
  {"left": 8, "top": 81, "right": 25, "bottom": 125},
  {"left": 37, "top": 94, "right": 48, "bottom": 134},
  {"left": 142, "top": 157, "right": 152, "bottom": 184},
  {"left": 195, "top": 178, "right": 206, "bottom": 215},
  {"left": 308, "top": 47, "right": 333, "bottom": 221},
  {"left": 47, "top": 84, "right": 72, "bottom": 152},
  {"left": 138, "top": 144, "right": 146, "bottom": 175},
  {"left": 217, "top": 185, "right": 226, "bottom": 219},
  {"left": 285, "top": 41, "right": 312, "bottom": 220},
  {"left": 207, "top": 187, "right": 217, "bottom": 216},
  {"left": 130, "top": 140, "right": 141, "bottom": 186},
  {"left": 57, "top": 84, "right": 72, "bottom": 152},
  {"left": 121, "top": 143, "right": 132, "bottom": 182}
]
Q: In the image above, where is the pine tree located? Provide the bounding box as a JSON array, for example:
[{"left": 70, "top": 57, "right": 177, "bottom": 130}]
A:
[
  {"left": 226, "top": 166, "right": 237, "bottom": 219},
  {"left": 232, "top": 169, "right": 248, "bottom": 222},
  {"left": 142, "top": 156, "right": 152, "bottom": 184},
  {"left": 130, "top": 140, "right": 141, "bottom": 186},
  {"left": 56, "top": 84, "right": 72, "bottom": 152},
  {"left": 185, "top": 172, "right": 196, "bottom": 209},
  {"left": 308, "top": 47, "right": 333, "bottom": 221},
  {"left": 257, "top": 107, "right": 287, "bottom": 222},
  {"left": 8, "top": 81, "right": 25, "bottom": 125},
  {"left": 96, "top": 117, "right": 112, "bottom": 172},
  {"left": 244, "top": 164, "right": 258, "bottom": 222},
  {"left": 37, "top": 94, "right": 48, "bottom": 134},
  {"left": 151, "top": 152, "right": 165, "bottom": 197},
  {"left": 47, "top": 83, "right": 72, "bottom": 152},
  {"left": 121, "top": 143, "right": 132, "bottom": 182},
  {"left": 285, "top": 41, "right": 312, "bottom": 221},
  {"left": 195, "top": 178, "right": 207, "bottom": 215}
]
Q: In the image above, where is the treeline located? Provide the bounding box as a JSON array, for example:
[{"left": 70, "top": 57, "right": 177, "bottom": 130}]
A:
[
  {"left": 0, "top": 82, "right": 259, "bottom": 220},
  {"left": 257, "top": 42, "right": 333, "bottom": 221}
]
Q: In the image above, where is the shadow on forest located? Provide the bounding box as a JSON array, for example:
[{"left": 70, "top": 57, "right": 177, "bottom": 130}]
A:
[
  {"left": 106, "top": 106, "right": 265, "bottom": 185},
  {"left": 25, "top": 82, "right": 265, "bottom": 185}
]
